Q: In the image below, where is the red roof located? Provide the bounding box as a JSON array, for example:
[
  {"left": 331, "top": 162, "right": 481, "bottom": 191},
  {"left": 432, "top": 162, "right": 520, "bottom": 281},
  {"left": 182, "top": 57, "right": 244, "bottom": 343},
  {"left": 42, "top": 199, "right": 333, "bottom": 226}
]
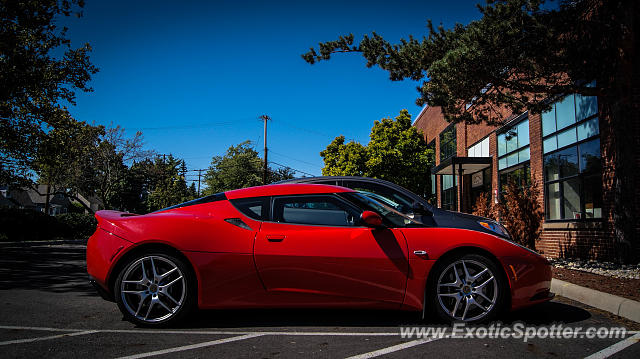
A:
[{"left": 225, "top": 183, "right": 354, "bottom": 200}]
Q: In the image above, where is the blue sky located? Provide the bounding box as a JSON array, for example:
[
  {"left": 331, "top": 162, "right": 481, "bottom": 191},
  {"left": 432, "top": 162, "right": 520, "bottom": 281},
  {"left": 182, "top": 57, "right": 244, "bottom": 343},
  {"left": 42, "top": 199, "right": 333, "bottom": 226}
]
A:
[{"left": 64, "top": 0, "right": 482, "bottom": 185}]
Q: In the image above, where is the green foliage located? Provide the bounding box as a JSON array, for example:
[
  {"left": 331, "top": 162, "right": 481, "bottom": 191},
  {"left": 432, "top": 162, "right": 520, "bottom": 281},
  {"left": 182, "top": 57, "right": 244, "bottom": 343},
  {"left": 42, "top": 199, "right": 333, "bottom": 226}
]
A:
[
  {"left": 34, "top": 118, "right": 104, "bottom": 198},
  {"left": 55, "top": 212, "right": 97, "bottom": 239},
  {"left": 1, "top": 0, "right": 98, "bottom": 186},
  {"left": 321, "top": 110, "right": 434, "bottom": 196},
  {"left": 0, "top": 208, "right": 95, "bottom": 241},
  {"left": 204, "top": 141, "right": 295, "bottom": 194},
  {"left": 320, "top": 137, "right": 367, "bottom": 176},
  {"left": 143, "top": 155, "right": 197, "bottom": 212}
]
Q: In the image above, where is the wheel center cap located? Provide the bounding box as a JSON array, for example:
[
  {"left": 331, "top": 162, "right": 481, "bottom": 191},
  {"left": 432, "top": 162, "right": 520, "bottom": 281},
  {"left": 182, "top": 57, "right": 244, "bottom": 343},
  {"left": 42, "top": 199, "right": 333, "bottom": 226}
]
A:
[
  {"left": 461, "top": 285, "right": 471, "bottom": 295},
  {"left": 149, "top": 284, "right": 158, "bottom": 293}
]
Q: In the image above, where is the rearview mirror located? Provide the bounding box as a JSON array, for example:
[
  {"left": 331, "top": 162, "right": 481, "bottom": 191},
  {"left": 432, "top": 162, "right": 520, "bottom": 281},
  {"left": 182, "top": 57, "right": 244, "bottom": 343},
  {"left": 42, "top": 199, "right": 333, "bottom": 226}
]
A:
[{"left": 361, "top": 210, "right": 384, "bottom": 228}]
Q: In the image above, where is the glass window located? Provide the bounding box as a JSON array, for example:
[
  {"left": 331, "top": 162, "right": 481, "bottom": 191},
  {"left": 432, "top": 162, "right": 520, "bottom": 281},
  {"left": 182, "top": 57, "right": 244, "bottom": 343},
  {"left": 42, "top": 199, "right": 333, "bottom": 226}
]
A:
[
  {"left": 542, "top": 107, "right": 556, "bottom": 136},
  {"left": 272, "top": 195, "right": 358, "bottom": 226},
  {"left": 506, "top": 152, "right": 518, "bottom": 167},
  {"left": 442, "top": 175, "right": 455, "bottom": 190},
  {"left": 542, "top": 89, "right": 601, "bottom": 221},
  {"left": 556, "top": 95, "right": 576, "bottom": 131},
  {"left": 439, "top": 125, "right": 457, "bottom": 161},
  {"left": 583, "top": 175, "right": 603, "bottom": 218},
  {"left": 579, "top": 138, "right": 601, "bottom": 173},
  {"left": 557, "top": 127, "right": 577, "bottom": 148},
  {"left": 557, "top": 146, "right": 579, "bottom": 178},
  {"left": 497, "top": 133, "right": 506, "bottom": 156},
  {"left": 546, "top": 183, "right": 561, "bottom": 220},
  {"left": 499, "top": 164, "right": 531, "bottom": 194},
  {"left": 498, "top": 157, "right": 507, "bottom": 170},
  {"left": 518, "top": 147, "right": 530, "bottom": 163},
  {"left": 230, "top": 197, "right": 268, "bottom": 220},
  {"left": 467, "top": 137, "right": 489, "bottom": 158},
  {"left": 505, "top": 129, "right": 518, "bottom": 153},
  {"left": 516, "top": 120, "right": 529, "bottom": 147},
  {"left": 543, "top": 136, "right": 557, "bottom": 154},
  {"left": 577, "top": 117, "right": 599, "bottom": 141},
  {"left": 343, "top": 180, "right": 415, "bottom": 214},
  {"left": 497, "top": 115, "right": 530, "bottom": 171},
  {"left": 563, "top": 179, "right": 581, "bottom": 219},
  {"left": 576, "top": 95, "right": 598, "bottom": 121}
]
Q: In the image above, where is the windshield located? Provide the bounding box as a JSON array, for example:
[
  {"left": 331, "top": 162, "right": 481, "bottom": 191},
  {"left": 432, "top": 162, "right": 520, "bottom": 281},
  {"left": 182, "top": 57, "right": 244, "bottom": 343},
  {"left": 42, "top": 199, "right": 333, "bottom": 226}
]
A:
[{"left": 341, "top": 192, "right": 423, "bottom": 227}]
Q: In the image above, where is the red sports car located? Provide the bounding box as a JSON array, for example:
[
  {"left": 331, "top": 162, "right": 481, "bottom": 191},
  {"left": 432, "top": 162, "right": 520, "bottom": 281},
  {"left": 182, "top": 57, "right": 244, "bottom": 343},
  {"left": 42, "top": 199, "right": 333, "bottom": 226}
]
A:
[{"left": 87, "top": 183, "right": 553, "bottom": 326}]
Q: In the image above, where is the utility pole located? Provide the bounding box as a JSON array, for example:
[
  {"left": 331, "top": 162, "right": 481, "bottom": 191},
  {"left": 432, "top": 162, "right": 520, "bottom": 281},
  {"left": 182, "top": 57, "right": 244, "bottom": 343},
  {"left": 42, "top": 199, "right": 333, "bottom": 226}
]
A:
[
  {"left": 259, "top": 115, "right": 271, "bottom": 185},
  {"left": 197, "top": 169, "right": 203, "bottom": 196}
]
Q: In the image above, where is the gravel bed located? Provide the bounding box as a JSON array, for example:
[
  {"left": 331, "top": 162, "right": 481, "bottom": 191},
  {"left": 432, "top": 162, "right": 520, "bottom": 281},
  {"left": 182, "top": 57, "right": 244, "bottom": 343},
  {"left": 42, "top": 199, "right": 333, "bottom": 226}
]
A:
[{"left": 548, "top": 258, "right": 640, "bottom": 279}]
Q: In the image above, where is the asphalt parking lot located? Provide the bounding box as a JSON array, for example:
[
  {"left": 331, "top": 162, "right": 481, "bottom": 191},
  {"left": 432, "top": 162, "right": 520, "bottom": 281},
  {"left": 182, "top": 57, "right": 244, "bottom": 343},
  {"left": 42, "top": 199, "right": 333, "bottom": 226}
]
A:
[{"left": 1, "top": 242, "right": 639, "bottom": 358}]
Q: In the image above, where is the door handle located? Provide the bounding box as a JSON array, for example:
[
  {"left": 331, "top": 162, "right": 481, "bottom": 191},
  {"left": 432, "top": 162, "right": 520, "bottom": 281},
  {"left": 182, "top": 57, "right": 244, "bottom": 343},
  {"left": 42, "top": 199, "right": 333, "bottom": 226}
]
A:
[{"left": 266, "top": 235, "right": 285, "bottom": 242}]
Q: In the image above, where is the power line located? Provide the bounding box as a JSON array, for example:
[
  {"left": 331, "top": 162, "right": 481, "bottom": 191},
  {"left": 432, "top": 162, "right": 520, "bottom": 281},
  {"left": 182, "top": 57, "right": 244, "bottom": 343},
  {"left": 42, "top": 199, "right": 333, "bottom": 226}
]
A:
[
  {"left": 269, "top": 161, "right": 316, "bottom": 177},
  {"left": 135, "top": 122, "right": 235, "bottom": 131},
  {"left": 269, "top": 150, "right": 322, "bottom": 168}
]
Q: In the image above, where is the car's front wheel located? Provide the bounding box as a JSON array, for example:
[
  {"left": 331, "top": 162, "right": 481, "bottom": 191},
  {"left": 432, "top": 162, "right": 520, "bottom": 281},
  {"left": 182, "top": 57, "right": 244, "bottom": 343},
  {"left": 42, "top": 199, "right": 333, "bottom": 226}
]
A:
[
  {"left": 429, "top": 253, "right": 506, "bottom": 323},
  {"left": 114, "top": 252, "right": 195, "bottom": 326}
]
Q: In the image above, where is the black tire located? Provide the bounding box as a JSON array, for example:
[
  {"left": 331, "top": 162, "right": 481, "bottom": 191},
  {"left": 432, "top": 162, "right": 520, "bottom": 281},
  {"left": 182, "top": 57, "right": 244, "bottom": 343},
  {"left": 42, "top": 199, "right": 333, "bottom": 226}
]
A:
[
  {"left": 427, "top": 253, "right": 507, "bottom": 324},
  {"left": 114, "top": 251, "right": 196, "bottom": 327}
]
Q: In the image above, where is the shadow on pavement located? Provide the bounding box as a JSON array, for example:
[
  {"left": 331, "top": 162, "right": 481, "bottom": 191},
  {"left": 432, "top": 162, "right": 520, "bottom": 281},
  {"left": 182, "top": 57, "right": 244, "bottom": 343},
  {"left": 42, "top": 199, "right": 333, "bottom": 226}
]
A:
[
  {"left": 175, "top": 300, "right": 591, "bottom": 329},
  {"left": 0, "top": 244, "right": 97, "bottom": 296}
]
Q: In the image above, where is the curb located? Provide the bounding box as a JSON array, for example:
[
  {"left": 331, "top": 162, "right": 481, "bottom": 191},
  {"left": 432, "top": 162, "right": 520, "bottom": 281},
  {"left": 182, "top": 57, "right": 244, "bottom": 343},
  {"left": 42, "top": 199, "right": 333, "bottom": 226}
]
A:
[{"left": 551, "top": 278, "right": 640, "bottom": 323}]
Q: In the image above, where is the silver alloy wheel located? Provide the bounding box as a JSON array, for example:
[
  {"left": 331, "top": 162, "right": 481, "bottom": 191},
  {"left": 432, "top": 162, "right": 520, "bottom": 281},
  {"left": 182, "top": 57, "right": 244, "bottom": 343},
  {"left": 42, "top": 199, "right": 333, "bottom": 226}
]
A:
[
  {"left": 120, "top": 255, "right": 186, "bottom": 323},
  {"left": 436, "top": 259, "right": 498, "bottom": 321}
]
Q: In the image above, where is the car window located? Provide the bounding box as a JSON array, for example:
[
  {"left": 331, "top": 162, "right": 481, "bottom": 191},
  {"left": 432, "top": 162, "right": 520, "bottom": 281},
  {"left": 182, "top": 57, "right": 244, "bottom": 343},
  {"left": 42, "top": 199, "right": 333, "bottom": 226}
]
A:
[
  {"left": 230, "top": 197, "right": 269, "bottom": 220},
  {"left": 272, "top": 195, "right": 358, "bottom": 226},
  {"left": 340, "top": 192, "right": 422, "bottom": 228},
  {"left": 342, "top": 180, "right": 415, "bottom": 214}
]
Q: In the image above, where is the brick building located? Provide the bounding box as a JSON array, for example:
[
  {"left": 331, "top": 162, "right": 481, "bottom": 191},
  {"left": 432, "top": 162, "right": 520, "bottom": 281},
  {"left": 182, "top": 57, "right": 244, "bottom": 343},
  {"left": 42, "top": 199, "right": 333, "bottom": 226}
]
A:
[{"left": 413, "top": 92, "right": 638, "bottom": 261}]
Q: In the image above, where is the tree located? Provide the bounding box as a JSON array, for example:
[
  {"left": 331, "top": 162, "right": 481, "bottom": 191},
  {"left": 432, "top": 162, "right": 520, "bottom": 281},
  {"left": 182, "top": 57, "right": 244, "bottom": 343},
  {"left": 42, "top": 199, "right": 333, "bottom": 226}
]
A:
[
  {"left": 321, "top": 110, "right": 434, "bottom": 196},
  {"left": 93, "top": 126, "right": 152, "bottom": 210},
  {"left": 304, "top": 0, "right": 638, "bottom": 261},
  {"left": 1, "top": 0, "right": 98, "bottom": 186},
  {"left": 33, "top": 117, "right": 104, "bottom": 213},
  {"left": 204, "top": 141, "right": 294, "bottom": 194},
  {"left": 146, "top": 155, "right": 196, "bottom": 212}
]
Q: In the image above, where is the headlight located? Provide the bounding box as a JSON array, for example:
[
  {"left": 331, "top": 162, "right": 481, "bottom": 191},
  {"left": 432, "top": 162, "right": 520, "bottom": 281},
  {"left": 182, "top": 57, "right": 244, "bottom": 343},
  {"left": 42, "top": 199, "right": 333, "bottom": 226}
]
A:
[{"left": 478, "top": 220, "right": 510, "bottom": 238}]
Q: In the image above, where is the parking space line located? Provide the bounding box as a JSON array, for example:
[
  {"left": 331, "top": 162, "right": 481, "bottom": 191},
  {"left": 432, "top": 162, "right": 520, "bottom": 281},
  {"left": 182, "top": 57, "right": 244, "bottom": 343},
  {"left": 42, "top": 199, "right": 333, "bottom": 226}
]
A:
[
  {"left": 584, "top": 332, "right": 640, "bottom": 359},
  {"left": 115, "top": 333, "right": 264, "bottom": 359},
  {"left": 345, "top": 338, "right": 440, "bottom": 359},
  {"left": 0, "top": 330, "right": 99, "bottom": 346}
]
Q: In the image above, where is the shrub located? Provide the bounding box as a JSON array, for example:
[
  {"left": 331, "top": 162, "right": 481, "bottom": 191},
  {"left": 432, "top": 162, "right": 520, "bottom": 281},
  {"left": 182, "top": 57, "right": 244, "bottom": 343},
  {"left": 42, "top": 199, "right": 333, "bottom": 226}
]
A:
[
  {"left": 0, "top": 208, "right": 96, "bottom": 241},
  {"left": 471, "top": 180, "right": 543, "bottom": 250},
  {"left": 56, "top": 212, "right": 97, "bottom": 239}
]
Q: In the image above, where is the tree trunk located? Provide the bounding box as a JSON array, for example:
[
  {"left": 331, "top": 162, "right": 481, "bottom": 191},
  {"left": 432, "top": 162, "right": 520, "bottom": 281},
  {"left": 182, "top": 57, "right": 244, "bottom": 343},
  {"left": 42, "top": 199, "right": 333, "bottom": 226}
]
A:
[{"left": 44, "top": 183, "right": 51, "bottom": 215}]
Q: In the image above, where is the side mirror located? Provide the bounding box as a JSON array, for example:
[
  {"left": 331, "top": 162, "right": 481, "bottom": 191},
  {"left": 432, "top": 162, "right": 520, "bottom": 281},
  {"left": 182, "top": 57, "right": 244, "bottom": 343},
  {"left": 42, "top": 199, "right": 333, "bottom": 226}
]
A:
[
  {"left": 412, "top": 202, "right": 433, "bottom": 216},
  {"left": 361, "top": 210, "right": 384, "bottom": 228}
]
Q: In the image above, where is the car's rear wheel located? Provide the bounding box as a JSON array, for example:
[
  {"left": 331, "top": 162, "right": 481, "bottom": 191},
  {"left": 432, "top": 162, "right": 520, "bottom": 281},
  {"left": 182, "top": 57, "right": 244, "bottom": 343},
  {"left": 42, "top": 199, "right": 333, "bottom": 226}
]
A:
[
  {"left": 114, "top": 252, "right": 195, "bottom": 326},
  {"left": 429, "top": 253, "right": 506, "bottom": 323}
]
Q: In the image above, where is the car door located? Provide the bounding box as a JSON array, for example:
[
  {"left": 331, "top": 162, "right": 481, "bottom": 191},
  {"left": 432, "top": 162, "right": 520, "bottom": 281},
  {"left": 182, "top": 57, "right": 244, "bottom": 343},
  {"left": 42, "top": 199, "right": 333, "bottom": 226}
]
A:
[{"left": 253, "top": 194, "right": 409, "bottom": 306}]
